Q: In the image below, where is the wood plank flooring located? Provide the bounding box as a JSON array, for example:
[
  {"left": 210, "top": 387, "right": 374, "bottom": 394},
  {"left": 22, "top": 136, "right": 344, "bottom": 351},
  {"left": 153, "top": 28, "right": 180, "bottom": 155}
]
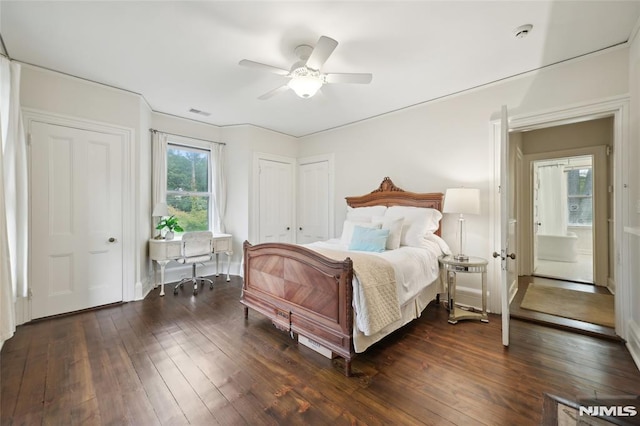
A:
[{"left": 2, "top": 275, "right": 639, "bottom": 425}]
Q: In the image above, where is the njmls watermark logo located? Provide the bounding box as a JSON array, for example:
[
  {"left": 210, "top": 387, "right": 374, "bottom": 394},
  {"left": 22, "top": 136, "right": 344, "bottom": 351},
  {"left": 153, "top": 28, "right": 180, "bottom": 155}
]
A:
[{"left": 577, "top": 393, "right": 640, "bottom": 425}]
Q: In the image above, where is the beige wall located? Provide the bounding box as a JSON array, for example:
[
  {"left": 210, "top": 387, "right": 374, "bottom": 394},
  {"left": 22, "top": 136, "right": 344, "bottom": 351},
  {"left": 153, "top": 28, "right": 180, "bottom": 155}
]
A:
[{"left": 521, "top": 117, "right": 613, "bottom": 154}]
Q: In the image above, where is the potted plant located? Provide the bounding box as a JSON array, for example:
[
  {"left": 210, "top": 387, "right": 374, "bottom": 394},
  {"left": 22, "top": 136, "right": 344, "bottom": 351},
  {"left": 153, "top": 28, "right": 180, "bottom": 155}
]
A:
[{"left": 156, "top": 215, "right": 184, "bottom": 240}]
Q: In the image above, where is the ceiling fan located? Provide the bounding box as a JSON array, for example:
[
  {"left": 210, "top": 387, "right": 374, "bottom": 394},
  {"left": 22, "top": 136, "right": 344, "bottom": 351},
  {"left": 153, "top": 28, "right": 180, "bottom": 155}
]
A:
[{"left": 239, "top": 35, "right": 373, "bottom": 100}]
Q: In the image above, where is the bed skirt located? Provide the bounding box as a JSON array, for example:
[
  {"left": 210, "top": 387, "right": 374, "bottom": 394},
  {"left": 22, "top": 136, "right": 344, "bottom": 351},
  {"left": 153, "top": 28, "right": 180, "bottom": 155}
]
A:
[{"left": 353, "top": 278, "right": 441, "bottom": 353}]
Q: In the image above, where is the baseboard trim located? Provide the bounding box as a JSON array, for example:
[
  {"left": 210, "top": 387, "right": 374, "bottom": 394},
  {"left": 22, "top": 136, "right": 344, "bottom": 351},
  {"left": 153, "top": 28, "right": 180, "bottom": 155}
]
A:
[
  {"left": 137, "top": 278, "right": 154, "bottom": 301},
  {"left": 455, "top": 286, "right": 484, "bottom": 312},
  {"left": 626, "top": 320, "right": 640, "bottom": 372}
]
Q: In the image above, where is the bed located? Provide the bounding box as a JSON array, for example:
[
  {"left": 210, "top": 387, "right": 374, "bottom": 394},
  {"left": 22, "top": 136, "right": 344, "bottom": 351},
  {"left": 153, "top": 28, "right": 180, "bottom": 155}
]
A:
[{"left": 241, "top": 177, "right": 446, "bottom": 376}]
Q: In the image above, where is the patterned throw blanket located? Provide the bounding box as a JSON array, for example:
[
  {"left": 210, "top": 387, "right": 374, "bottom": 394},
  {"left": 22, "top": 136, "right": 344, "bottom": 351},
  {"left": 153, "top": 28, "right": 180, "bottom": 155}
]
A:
[{"left": 311, "top": 248, "right": 401, "bottom": 336}]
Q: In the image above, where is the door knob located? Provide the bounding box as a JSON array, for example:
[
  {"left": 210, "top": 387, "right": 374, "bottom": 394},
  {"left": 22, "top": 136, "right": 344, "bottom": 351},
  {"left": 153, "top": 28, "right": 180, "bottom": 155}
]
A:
[
  {"left": 493, "top": 251, "right": 516, "bottom": 260},
  {"left": 108, "top": 237, "right": 117, "bottom": 243},
  {"left": 286, "top": 227, "right": 290, "bottom": 231}
]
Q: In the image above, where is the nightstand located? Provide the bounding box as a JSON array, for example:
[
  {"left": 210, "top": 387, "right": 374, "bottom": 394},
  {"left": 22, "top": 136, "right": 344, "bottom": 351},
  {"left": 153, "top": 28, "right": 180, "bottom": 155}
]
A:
[{"left": 439, "top": 255, "right": 489, "bottom": 324}]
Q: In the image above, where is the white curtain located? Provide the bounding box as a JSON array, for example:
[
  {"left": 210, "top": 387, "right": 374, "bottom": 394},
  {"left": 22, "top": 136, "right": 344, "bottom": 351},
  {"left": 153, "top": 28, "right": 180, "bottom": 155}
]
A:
[
  {"left": 151, "top": 131, "right": 168, "bottom": 231},
  {"left": 1, "top": 58, "right": 28, "bottom": 347},
  {"left": 537, "top": 164, "right": 568, "bottom": 236},
  {"left": 211, "top": 143, "right": 227, "bottom": 233}
]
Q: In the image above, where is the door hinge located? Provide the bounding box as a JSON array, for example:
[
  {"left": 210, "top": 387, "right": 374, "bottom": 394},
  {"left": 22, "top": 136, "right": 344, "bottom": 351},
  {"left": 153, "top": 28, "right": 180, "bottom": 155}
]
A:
[
  {"left": 28, "top": 288, "right": 33, "bottom": 299},
  {"left": 498, "top": 185, "right": 502, "bottom": 193},
  {"left": 606, "top": 145, "right": 613, "bottom": 156},
  {"left": 27, "top": 133, "right": 32, "bottom": 146}
]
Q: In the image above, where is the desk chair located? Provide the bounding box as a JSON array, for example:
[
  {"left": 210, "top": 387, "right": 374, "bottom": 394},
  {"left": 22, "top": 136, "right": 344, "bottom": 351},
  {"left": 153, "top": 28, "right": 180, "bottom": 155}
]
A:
[{"left": 175, "top": 231, "right": 214, "bottom": 295}]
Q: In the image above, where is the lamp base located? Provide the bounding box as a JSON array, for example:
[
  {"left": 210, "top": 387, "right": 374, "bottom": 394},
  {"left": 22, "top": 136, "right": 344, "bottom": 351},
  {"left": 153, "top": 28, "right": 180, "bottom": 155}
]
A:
[{"left": 453, "top": 254, "right": 469, "bottom": 262}]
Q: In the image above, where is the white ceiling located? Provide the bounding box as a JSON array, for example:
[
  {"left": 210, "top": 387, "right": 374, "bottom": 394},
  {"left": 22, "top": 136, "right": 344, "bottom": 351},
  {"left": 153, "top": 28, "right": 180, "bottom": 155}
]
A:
[{"left": 2, "top": 1, "right": 640, "bottom": 137}]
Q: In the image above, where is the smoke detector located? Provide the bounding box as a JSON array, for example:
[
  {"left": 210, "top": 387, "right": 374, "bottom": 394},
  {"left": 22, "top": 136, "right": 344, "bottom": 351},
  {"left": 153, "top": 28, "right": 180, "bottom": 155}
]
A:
[{"left": 514, "top": 24, "right": 533, "bottom": 39}]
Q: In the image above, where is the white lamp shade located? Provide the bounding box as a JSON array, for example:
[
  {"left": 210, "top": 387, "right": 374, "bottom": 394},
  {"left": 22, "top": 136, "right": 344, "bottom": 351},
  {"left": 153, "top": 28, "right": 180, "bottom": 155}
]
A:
[
  {"left": 152, "top": 202, "right": 170, "bottom": 217},
  {"left": 443, "top": 188, "right": 480, "bottom": 215},
  {"left": 288, "top": 75, "right": 323, "bottom": 98}
]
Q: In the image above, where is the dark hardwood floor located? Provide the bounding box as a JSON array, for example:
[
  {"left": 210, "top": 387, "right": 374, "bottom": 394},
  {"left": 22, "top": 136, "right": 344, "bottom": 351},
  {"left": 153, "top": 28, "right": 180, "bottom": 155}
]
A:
[
  {"left": 2, "top": 275, "right": 639, "bottom": 425},
  {"left": 511, "top": 275, "right": 619, "bottom": 340}
]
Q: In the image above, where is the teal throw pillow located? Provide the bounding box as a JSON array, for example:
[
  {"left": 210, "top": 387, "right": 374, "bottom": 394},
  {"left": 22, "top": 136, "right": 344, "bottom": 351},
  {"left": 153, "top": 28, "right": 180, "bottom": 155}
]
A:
[{"left": 349, "top": 226, "right": 390, "bottom": 253}]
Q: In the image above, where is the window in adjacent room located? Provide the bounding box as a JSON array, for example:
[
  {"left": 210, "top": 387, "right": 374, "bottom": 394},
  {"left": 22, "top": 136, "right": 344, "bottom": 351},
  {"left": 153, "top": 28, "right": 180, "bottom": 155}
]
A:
[
  {"left": 566, "top": 164, "right": 593, "bottom": 227},
  {"left": 166, "top": 142, "right": 211, "bottom": 232}
]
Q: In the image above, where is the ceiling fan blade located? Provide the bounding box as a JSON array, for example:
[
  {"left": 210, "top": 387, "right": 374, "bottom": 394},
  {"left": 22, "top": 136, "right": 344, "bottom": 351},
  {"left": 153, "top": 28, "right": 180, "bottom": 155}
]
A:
[
  {"left": 239, "top": 59, "right": 289, "bottom": 76},
  {"left": 258, "top": 85, "right": 290, "bottom": 100},
  {"left": 325, "top": 73, "right": 373, "bottom": 84},
  {"left": 305, "top": 36, "right": 338, "bottom": 71}
]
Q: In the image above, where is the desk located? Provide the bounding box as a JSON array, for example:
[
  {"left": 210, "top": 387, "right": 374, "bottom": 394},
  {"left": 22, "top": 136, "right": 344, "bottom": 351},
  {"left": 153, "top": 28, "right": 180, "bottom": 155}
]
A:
[
  {"left": 439, "top": 255, "right": 488, "bottom": 324},
  {"left": 149, "top": 233, "right": 233, "bottom": 296}
]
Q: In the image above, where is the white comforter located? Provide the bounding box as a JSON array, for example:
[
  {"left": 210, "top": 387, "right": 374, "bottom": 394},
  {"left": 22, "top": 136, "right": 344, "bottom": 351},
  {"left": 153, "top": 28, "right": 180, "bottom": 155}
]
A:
[{"left": 305, "top": 239, "right": 442, "bottom": 334}]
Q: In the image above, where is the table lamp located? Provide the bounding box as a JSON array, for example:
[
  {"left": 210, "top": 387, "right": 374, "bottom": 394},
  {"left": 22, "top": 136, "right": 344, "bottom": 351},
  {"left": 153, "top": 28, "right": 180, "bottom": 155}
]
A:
[
  {"left": 443, "top": 188, "right": 480, "bottom": 261},
  {"left": 152, "top": 202, "right": 170, "bottom": 238}
]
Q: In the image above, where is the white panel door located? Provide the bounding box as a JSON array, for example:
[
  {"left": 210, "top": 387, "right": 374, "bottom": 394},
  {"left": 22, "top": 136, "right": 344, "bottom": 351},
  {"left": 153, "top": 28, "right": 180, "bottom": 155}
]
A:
[
  {"left": 258, "top": 158, "right": 294, "bottom": 243},
  {"left": 498, "top": 105, "right": 512, "bottom": 347},
  {"left": 297, "top": 160, "right": 329, "bottom": 244},
  {"left": 31, "top": 122, "right": 123, "bottom": 318}
]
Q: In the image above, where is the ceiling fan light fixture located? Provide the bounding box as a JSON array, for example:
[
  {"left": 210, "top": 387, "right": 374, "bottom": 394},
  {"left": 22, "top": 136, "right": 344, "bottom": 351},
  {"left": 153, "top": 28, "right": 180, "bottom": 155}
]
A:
[{"left": 288, "top": 75, "right": 323, "bottom": 98}]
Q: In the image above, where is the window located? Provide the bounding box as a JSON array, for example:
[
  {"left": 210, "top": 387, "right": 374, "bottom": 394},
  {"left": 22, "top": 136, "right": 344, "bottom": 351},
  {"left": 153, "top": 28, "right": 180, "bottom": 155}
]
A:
[
  {"left": 567, "top": 166, "right": 593, "bottom": 226},
  {"left": 166, "top": 143, "right": 211, "bottom": 232}
]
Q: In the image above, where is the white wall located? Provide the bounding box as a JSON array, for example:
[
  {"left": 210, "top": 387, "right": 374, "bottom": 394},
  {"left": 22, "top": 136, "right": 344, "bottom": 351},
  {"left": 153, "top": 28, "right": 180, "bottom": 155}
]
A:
[
  {"left": 20, "top": 65, "right": 146, "bottom": 301},
  {"left": 18, "top": 64, "right": 298, "bottom": 307},
  {"left": 21, "top": 65, "right": 142, "bottom": 130},
  {"left": 626, "top": 26, "right": 640, "bottom": 368},
  {"left": 298, "top": 48, "right": 630, "bottom": 312},
  {"left": 16, "top": 42, "right": 638, "bottom": 346}
]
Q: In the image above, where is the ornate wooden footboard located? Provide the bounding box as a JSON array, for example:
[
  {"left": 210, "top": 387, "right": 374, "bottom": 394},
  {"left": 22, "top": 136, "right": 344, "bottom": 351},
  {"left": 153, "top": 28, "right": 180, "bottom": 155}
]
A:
[
  {"left": 241, "top": 177, "right": 444, "bottom": 377},
  {"left": 241, "top": 241, "right": 355, "bottom": 375}
]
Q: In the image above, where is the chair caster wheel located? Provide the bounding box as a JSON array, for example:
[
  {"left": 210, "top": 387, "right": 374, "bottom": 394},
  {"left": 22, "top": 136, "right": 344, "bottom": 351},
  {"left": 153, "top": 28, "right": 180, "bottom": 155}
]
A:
[
  {"left": 193, "top": 290, "right": 198, "bottom": 295},
  {"left": 180, "top": 283, "right": 184, "bottom": 288},
  {"left": 173, "top": 289, "right": 178, "bottom": 295},
  {"left": 209, "top": 283, "right": 213, "bottom": 289}
]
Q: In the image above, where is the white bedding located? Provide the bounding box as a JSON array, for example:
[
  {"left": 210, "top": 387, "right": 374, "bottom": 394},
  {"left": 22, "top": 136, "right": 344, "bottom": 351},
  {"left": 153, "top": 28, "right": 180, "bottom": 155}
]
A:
[{"left": 305, "top": 238, "right": 443, "bottom": 351}]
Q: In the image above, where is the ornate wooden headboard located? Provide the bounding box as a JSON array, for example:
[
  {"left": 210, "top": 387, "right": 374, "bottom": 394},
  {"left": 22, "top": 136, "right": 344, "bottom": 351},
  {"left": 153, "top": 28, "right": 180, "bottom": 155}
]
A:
[{"left": 345, "top": 177, "right": 444, "bottom": 236}]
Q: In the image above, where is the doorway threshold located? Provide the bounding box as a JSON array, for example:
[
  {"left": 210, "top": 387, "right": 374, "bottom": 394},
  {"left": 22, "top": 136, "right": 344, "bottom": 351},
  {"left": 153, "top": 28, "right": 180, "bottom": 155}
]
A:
[{"left": 532, "top": 273, "right": 593, "bottom": 286}]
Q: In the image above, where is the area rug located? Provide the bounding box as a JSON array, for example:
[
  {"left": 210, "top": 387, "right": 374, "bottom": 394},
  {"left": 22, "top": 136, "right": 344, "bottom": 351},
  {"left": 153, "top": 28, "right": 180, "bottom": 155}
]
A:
[{"left": 520, "top": 284, "right": 614, "bottom": 328}]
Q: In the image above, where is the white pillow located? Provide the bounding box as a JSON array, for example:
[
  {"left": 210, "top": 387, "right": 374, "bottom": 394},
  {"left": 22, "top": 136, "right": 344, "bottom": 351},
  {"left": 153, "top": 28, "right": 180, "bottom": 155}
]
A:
[
  {"left": 384, "top": 206, "right": 443, "bottom": 247},
  {"left": 340, "top": 220, "right": 382, "bottom": 245},
  {"left": 346, "top": 206, "right": 387, "bottom": 221},
  {"left": 425, "top": 233, "right": 452, "bottom": 255},
  {"left": 372, "top": 216, "right": 404, "bottom": 250}
]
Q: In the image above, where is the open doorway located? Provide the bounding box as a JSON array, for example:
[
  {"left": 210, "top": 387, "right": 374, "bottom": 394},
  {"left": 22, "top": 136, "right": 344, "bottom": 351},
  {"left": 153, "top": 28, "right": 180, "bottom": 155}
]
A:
[
  {"left": 517, "top": 117, "right": 612, "bottom": 288},
  {"left": 532, "top": 155, "right": 594, "bottom": 284},
  {"left": 509, "top": 117, "right": 616, "bottom": 336}
]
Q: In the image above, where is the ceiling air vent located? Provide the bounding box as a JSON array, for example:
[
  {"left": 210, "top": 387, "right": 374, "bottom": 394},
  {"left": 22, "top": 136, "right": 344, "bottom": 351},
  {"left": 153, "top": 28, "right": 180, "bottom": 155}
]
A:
[{"left": 188, "top": 108, "right": 211, "bottom": 117}]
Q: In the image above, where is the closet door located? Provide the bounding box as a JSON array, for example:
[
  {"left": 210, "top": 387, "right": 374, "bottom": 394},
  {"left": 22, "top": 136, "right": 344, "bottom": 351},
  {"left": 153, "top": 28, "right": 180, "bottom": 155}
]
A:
[
  {"left": 297, "top": 159, "right": 330, "bottom": 244},
  {"left": 30, "top": 122, "right": 124, "bottom": 318},
  {"left": 257, "top": 156, "right": 294, "bottom": 243}
]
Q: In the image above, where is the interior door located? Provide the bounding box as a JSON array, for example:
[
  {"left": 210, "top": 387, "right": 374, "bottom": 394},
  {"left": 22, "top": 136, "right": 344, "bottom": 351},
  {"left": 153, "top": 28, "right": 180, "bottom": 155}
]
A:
[
  {"left": 31, "top": 122, "right": 123, "bottom": 318},
  {"left": 258, "top": 158, "right": 294, "bottom": 243},
  {"left": 297, "top": 160, "right": 329, "bottom": 244},
  {"left": 497, "top": 105, "right": 512, "bottom": 347}
]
